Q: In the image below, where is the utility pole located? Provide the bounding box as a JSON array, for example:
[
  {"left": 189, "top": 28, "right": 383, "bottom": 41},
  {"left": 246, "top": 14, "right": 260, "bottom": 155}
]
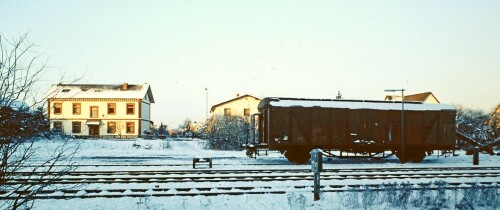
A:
[{"left": 385, "top": 89, "right": 406, "bottom": 163}]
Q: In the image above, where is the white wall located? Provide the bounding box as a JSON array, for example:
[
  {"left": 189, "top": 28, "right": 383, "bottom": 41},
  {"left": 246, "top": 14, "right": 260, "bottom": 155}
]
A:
[
  {"left": 212, "top": 96, "right": 260, "bottom": 117},
  {"left": 140, "top": 101, "right": 151, "bottom": 135}
]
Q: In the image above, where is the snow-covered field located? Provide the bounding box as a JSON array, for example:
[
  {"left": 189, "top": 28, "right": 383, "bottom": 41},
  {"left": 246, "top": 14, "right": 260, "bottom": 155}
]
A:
[{"left": 19, "top": 138, "right": 500, "bottom": 209}]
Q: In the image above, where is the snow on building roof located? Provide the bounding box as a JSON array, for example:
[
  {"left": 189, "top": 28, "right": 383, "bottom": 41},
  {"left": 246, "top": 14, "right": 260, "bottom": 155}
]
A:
[
  {"left": 44, "top": 83, "right": 155, "bottom": 103},
  {"left": 261, "top": 97, "right": 455, "bottom": 111}
]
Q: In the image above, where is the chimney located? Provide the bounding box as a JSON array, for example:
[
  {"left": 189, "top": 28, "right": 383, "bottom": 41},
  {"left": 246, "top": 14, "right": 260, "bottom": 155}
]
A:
[{"left": 122, "top": 83, "right": 128, "bottom": 90}]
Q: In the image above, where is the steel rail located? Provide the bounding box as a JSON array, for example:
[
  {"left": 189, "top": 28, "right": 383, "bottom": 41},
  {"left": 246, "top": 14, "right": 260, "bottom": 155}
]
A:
[
  {"left": 4, "top": 171, "right": 499, "bottom": 185},
  {"left": 1, "top": 182, "right": 498, "bottom": 200},
  {"left": 11, "top": 166, "right": 500, "bottom": 177}
]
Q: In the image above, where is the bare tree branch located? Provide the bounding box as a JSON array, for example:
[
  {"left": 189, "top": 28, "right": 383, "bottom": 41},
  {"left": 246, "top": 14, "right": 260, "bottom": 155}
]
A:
[{"left": 0, "top": 33, "right": 81, "bottom": 210}]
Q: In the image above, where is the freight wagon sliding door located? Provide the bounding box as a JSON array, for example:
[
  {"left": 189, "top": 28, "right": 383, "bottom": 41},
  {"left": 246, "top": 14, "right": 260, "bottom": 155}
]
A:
[
  {"left": 388, "top": 110, "right": 402, "bottom": 149},
  {"left": 288, "top": 108, "right": 310, "bottom": 146},
  {"left": 422, "top": 111, "right": 440, "bottom": 148},
  {"left": 348, "top": 110, "right": 390, "bottom": 146},
  {"left": 331, "top": 109, "right": 349, "bottom": 147},
  {"left": 310, "top": 108, "right": 331, "bottom": 146},
  {"left": 439, "top": 111, "right": 456, "bottom": 149},
  {"left": 349, "top": 109, "right": 370, "bottom": 144},
  {"left": 268, "top": 108, "right": 290, "bottom": 148},
  {"left": 370, "top": 110, "right": 390, "bottom": 145},
  {"left": 410, "top": 110, "right": 455, "bottom": 150},
  {"left": 359, "top": 110, "right": 370, "bottom": 141},
  {"left": 405, "top": 111, "right": 423, "bottom": 147}
]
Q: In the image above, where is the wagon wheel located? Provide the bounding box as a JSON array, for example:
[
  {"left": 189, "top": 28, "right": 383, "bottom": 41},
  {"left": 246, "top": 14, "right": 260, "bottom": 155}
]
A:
[
  {"left": 284, "top": 149, "right": 310, "bottom": 164},
  {"left": 409, "top": 150, "right": 426, "bottom": 163},
  {"left": 395, "top": 151, "right": 409, "bottom": 163}
]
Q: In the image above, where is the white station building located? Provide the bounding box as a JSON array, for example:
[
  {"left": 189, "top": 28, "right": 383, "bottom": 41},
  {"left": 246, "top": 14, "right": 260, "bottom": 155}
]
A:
[{"left": 45, "top": 83, "right": 154, "bottom": 138}]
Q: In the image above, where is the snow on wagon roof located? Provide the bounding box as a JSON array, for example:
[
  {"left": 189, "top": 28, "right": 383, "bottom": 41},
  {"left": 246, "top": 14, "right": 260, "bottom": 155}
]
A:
[{"left": 262, "top": 97, "right": 455, "bottom": 111}]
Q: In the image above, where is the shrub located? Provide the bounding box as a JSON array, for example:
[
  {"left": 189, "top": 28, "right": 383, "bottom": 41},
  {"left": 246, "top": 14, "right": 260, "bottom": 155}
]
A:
[{"left": 203, "top": 115, "right": 249, "bottom": 150}]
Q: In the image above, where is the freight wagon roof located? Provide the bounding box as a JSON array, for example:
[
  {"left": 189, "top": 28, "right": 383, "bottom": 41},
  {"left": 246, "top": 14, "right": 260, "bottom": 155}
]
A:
[{"left": 259, "top": 97, "right": 455, "bottom": 111}]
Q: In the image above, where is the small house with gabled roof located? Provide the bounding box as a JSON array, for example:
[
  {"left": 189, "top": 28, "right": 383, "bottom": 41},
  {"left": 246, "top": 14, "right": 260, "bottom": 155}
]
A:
[
  {"left": 45, "top": 83, "right": 154, "bottom": 138},
  {"left": 385, "top": 92, "right": 440, "bottom": 104},
  {"left": 210, "top": 94, "right": 261, "bottom": 118}
]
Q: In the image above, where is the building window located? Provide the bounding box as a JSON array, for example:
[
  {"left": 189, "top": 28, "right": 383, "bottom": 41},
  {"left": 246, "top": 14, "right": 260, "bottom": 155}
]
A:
[
  {"left": 72, "top": 121, "right": 81, "bottom": 133},
  {"left": 126, "top": 103, "right": 135, "bottom": 115},
  {"left": 90, "top": 106, "right": 99, "bottom": 118},
  {"left": 244, "top": 108, "right": 250, "bottom": 116},
  {"left": 126, "top": 122, "right": 135, "bottom": 134},
  {"left": 53, "top": 121, "right": 63, "bottom": 133},
  {"left": 54, "top": 103, "right": 62, "bottom": 115},
  {"left": 107, "top": 122, "right": 116, "bottom": 134},
  {"left": 108, "top": 103, "right": 116, "bottom": 115},
  {"left": 72, "top": 103, "right": 81, "bottom": 115},
  {"left": 224, "top": 108, "right": 231, "bottom": 116}
]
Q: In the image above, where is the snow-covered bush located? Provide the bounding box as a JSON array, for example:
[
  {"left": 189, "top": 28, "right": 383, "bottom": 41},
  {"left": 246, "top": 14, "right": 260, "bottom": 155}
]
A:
[
  {"left": 287, "top": 193, "right": 306, "bottom": 210},
  {"left": 410, "top": 180, "right": 450, "bottom": 209},
  {"left": 342, "top": 186, "right": 361, "bottom": 209},
  {"left": 458, "top": 183, "right": 480, "bottom": 209},
  {"left": 455, "top": 106, "right": 499, "bottom": 148},
  {"left": 477, "top": 184, "right": 499, "bottom": 207},
  {"left": 338, "top": 181, "right": 498, "bottom": 210},
  {"left": 361, "top": 185, "right": 379, "bottom": 209},
  {"left": 162, "top": 139, "right": 171, "bottom": 149},
  {"left": 203, "top": 115, "right": 249, "bottom": 150}
]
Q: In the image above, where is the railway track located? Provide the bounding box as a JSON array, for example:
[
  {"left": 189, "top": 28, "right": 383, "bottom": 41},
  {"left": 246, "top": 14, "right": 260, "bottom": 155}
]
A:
[
  {"left": 23, "top": 162, "right": 286, "bottom": 168},
  {"left": 2, "top": 166, "right": 499, "bottom": 200},
  {"left": 4, "top": 171, "right": 499, "bottom": 185},
  {"left": 1, "top": 182, "right": 498, "bottom": 200},
  {"left": 15, "top": 166, "right": 500, "bottom": 176}
]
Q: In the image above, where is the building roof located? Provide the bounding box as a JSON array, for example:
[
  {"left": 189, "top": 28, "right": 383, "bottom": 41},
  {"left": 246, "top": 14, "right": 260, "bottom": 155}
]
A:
[
  {"left": 385, "top": 92, "right": 440, "bottom": 103},
  {"left": 210, "top": 94, "right": 260, "bottom": 112},
  {"left": 44, "top": 83, "right": 155, "bottom": 103},
  {"left": 405, "top": 92, "right": 440, "bottom": 103},
  {"left": 260, "top": 97, "right": 455, "bottom": 111}
]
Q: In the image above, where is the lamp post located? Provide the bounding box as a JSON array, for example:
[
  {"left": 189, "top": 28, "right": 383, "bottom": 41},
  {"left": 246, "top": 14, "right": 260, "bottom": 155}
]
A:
[{"left": 385, "top": 89, "right": 406, "bottom": 163}]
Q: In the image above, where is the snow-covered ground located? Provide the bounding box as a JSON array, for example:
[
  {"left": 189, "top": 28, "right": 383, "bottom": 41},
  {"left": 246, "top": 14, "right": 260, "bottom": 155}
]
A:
[
  {"left": 28, "top": 137, "right": 498, "bottom": 169},
  {"left": 19, "top": 138, "right": 500, "bottom": 209}
]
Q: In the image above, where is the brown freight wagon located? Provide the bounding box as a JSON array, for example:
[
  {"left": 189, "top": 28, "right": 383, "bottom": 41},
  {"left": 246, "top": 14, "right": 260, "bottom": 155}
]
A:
[{"left": 246, "top": 97, "right": 456, "bottom": 163}]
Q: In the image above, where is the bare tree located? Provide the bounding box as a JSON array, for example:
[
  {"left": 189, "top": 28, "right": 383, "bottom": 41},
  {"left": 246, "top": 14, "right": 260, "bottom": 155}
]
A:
[
  {"left": 158, "top": 122, "right": 168, "bottom": 138},
  {"left": 179, "top": 118, "right": 194, "bottom": 137},
  {"left": 116, "top": 121, "right": 126, "bottom": 138},
  {"left": 0, "top": 33, "right": 79, "bottom": 209},
  {"left": 182, "top": 118, "right": 193, "bottom": 132}
]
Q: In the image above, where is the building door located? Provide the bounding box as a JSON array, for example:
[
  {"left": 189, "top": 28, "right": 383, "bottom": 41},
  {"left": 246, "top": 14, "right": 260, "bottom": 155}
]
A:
[{"left": 89, "top": 125, "right": 100, "bottom": 137}]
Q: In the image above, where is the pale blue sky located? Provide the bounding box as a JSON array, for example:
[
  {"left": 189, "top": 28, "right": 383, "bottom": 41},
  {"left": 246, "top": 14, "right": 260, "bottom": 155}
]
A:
[{"left": 1, "top": 1, "right": 499, "bottom": 127}]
